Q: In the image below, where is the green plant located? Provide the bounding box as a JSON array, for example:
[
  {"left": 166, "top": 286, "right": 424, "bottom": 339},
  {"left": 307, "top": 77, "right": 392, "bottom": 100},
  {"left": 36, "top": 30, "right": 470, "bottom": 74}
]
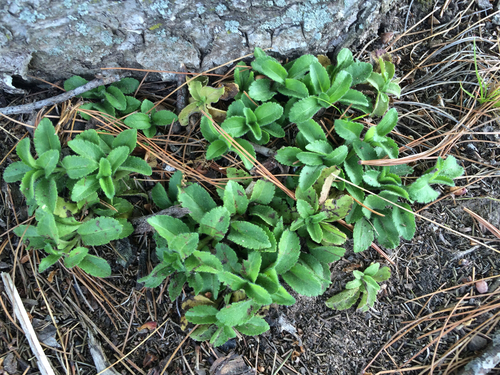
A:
[
  {"left": 4, "top": 119, "right": 151, "bottom": 277},
  {"left": 178, "top": 77, "right": 225, "bottom": 126},
  {"left": 460, "top": 39, "right": 500, "bottom": 108},
  {"left": 325, "top": 263, "right": 391, "bottom": 312},
  {"left": 366, "top": 55, "right": 401, "bottom": 116},
  {"left": 65, "top": 76, "right": 178, "bottom": 138}
]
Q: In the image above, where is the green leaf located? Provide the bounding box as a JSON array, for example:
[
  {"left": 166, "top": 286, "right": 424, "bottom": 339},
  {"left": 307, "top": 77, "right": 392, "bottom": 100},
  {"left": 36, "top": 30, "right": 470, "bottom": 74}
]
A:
[
  {"left": 392, "top": 203, "right": 416, "bottom": 240},
  {"left": 386, "top": 81, "right": 401, "bottom": 97},
  {"left": 20, "top": 169, "right": 42, "bottom": 201},
  {"left": 408, "top": 174, "right": 439, "bottom": 203},
  {"left": 299, "top": 165, "right": 325, "bottom": 190},
  {"left": 310, "top": 61, "right": 330, "bottom": 93},
  {"left": 64, "top": 246, "right": 89, "bottom": 268},
  {"left": 243, "top": 281, "right": 272, "bottom": 305},
  {"left": 251, "top": 56, "right": 288, "bottom": 84},
  {"left": 372, "top": 108, "right": 398, "bottom": 138},
  {"left": 335, "top": 48, "right": 354, "bottom": 71},
  {"left": 64, "top": 75, "right": 89, "bottom": 91},
  {"left": 325, "top": 288, "right": 360, "bottom": 310},
  {"left": 210, "top": 325, "right": 237, "bottom": 347},
  {"left": 249, "top": 79, "right": 276, "bottom": 101},
  {"left": 236, "top": 316, "right": 270, "bottom": 336},
  {"left": 191, "top": 325, "right": 218, "bottom": 342},
  {"left": 35, "top": 178, "right": 57, "bottom": 213},
  {"left": 169, "top": 232, "right": 199, "bottom": 259},
  {"left": 344, "top": 62, "right": 373, "bottom": 86},
  {"left": 335, "top": 119, "right": 364, "bottom": 143},
  {"left": 289, "top": 96, "right": 323, "bottom": 123},
  {"left": 373, "top": 215, "right": 400, "bottom": 249},
  {"left": 138, "top": 263, "right": 174, "bottom": 288},
  {"left": 78, "top": 217, "right": 122, "bottom": 246},
  {"left": 228, "top": 221, "right": 271, "bottom": 250},
  {"left": 320, "top": 222, "right": 347, "bottom": 245},
  {"left": 179, "top": 184, "right": 216, "bottom": 223},
  {"left": 71, "top": 175, "right": 100, "bottom": 202},
  {"left": 233, "top": 138, "right": 256, "bottom": 170},
  {"left": 353, "top": 140, "right": 377, "bottom": 161},
  {"left": 353, "top": 218, "right": 374, "bottom": 253},
  {"left": 34, "top": 118, "right": 61, "bottom": 154},
  {"left": 206, "top": 140, "right": 227, "bottom": 160},
  {"left": 439, "top": 156, "right": 464, "bottom": 179},
  {"left": 104, "top": 86, "right": 127, "bottom": 111},
  {"left": 110, "top": 77, "right": 140, "bottom": 94},
  {"left": 296, "top": 199, "right": 315, "bottom": 218},
  {"left": 77, "top": 254, "right": 111, "bottom": 277},
  {"left": 112, "top": 128, "right": 137, "bottom": 153},
  {"left": 275, "top": 147, "right": 302, "bottom": 166},
  {"left": 16, "top": 138, "right": 37, "bottom": 168},
  {"left": 148, "top": 215, "right": 189, "bottom": 243},
  {"left": 218, "top": 271, "right": 247, "bottom": 290},
  {"left": 168, "top": 170, "right": 183, "bottom": 201},
  {"left": 282, "top": 263, "right": 323, "bottom": 297},
  {"left": 338, "top": 89, "right": 371, "bottom": 111},
  {"left": 118, "top": 156, "right": 152, "bottom": 175},
  {"left": 152, "top": 110, "right": 177, "bottom": 125},
  {"left": 36, "top": 149, "right": 59, "bottom": 178},
  {"left": 62, "top": 156, "right": 98, "bottom": 179},
  {"left": 372, "top": 266, "right": 391, "bottom": 282},
  {"left": 277, "top": 79, "right": 309, "bottom": 98},
  {"left": 255, "top": 268, "right": 279, "bottom": 294},
  {"left": 248, "top": 180, "right": 275, "bottom": 205},
  {"left": 36, "top": 209, "right": 59, "bottom": 242},
  {"left": 105, "top": 146, "right": 129, "bottom": 174},
  {"left": 97, "top": 158, "right": 112, "bottom": 179},
  {"left": 143, "top": 123, "right": 157, "bottom": 137},
  {"left": 242, "top": 252, "right": 262, "bottom": 283},
  {"left": 124, "top": 113, "right": 151, "bottom": 130},
  {"left": 200, "top": 206, "right": 230, "bottom": 241},
  {"left": 296, "top": 119, "right": 327, "bottom": 143},
  {"left": 372, "top": 92, "right": 389, "bottom": 116},
  {"left": 327, "top": 71, "right": 352, "bottom": 103},
  {"left": 221, "top": 116, "right": 248, "bottom": 137},
  {"left": 185, "top": 305, "right": 219, "bottom": 324},
  {"left": 39, "top": 254, "right": 62, "bottom": 273},
  {"left": 323, "top": 145, "right": 348, "bottom": 166},
  {"left": 223, "top": 180, "right": 249, "bottom": 215},
  {"left": 309, "top": 246, "right": 345, "bottom": 263},
  {"left": 249, "top": 205, "right": 278, "bottom": 227},
  {"left": 363, "top": 275, "right": 380, "bottom": 292},
  {"left": 254, "top": 102, "right": 283, "bottom": 126},
  {"left": 322, "top": 195, "right": 353, "bottom": 221},
  {"left": 168, "top": 273, "right": 187, "bottom": 301},
  {"left": 287, "top": 54, "right": 317, "bottom": 79},
  {"left": 3, "top": 161, "right": 32, "bottom": 183},
  {"left": 151, "top": 183, "right": 171, "bottom": 209},
  {"left": 217, "top": 300, "right": 254, "bottom": 326},
  {"left": 68, "top": 138, "right": 105, "bottom": 162},
  {"left": 363, "top": 263, "right": 380, "bottom": 277},
  {"left": 271, "top": 286, "right": 296, "bottom": 305},
  {"left": 200, "top": 116, "right": 220, "bottom": 143},
  {"left": 178, "top": 102, "right": 201, "bottom": 126},
  {"left": 185, "top": 250, "right": 223, "bottom": 273}
]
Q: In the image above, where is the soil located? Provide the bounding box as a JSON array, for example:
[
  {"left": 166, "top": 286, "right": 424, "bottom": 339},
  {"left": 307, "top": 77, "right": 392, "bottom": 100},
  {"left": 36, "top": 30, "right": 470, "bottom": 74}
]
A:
[{"left": 1, "top": 1, "right": 500, "bottom": 375}]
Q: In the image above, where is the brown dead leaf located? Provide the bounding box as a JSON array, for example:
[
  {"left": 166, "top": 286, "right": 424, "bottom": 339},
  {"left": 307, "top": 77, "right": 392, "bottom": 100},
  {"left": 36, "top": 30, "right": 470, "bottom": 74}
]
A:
[
  {"left": 138, "top": 321, "right": 157, "bottom": 331},
  {"left": 143, "top": 352, "right": 158, "bottom": 368},
  {"left": 47, "top": 270, "right": 57, "bottom": 283},
  {"left": 219, "top": 82, "right": 239, "bottom": 101},
  {"left": 343, "top": 263, "right": 362, "bottom": 273}
]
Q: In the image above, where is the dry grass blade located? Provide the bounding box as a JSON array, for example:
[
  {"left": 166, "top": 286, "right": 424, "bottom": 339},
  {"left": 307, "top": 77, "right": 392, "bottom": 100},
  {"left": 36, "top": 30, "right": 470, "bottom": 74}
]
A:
[{"left": 463, "top": 207, "right": 500, "bottom": 240}]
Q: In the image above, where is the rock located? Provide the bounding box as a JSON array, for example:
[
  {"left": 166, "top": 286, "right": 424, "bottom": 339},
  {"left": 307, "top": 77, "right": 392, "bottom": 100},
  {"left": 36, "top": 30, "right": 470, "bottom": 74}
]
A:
[
  {"left": 476, "top": 280, "right": 488, "bottom": 294},
  {"left": 0, "top": 0, "right": 396, "bottom": 85},
  {"left": 468, "top": 335, "right": 488, "bottom": 352}
]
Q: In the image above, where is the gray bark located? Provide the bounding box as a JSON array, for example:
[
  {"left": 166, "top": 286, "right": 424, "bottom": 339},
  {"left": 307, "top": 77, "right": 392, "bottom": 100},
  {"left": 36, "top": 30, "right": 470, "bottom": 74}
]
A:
[{"left": 0, "top": 0, "right": 393, "bottom": 86}]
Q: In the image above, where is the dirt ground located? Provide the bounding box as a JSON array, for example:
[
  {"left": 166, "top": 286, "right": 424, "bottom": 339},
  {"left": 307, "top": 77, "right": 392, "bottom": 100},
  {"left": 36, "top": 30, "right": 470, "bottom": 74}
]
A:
[{"left": 1, "top": 1, "right": 500, "bottom": 375}]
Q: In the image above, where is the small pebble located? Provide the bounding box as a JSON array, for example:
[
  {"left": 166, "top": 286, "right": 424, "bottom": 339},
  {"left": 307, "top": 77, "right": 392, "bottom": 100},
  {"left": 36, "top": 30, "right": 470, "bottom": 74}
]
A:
[
  {"left": 468, "top": 335, "right": 488, "bottom": 351},
  {"left": 476, "top": 280, "right": 488, "bottom": 294}
]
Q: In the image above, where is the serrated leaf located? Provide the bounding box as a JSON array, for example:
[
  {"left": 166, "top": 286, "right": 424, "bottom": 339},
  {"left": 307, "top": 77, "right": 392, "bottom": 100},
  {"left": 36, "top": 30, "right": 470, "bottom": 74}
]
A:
[
  {"left": 408, "top": 174, "right": 439, "bottom": 203},
  {"left": 335, "top": 119, "right": 364, "bottom": 143},
  {"left": 372, "top": 266, "right": 391, "bottom": 282},
  {"left": 118, "top": 156, "right": 152, "bottom": 175},
  {"left": 223, "top": 180, "right": 249, "bottom": 215},
  {"left": 271, "top": 286, "right": 296, "bottom": 305},
  {"left": 363, "top": 275, "right": 380, "bottom": 292},
  {"left": 151, "top": 183, "right": 171, "bottom": 209},
  {"left": 64, "top": 75, "right": 89, "bottom": 91},
  {"left": 206, "top": 140, "right": 228, "bottom": 160},
  {"left": 185, "top": 250, "right": 223, "bottom": 273},
  {"left": 124, "top": 112, "right": 151, "bottom": 130},
  {"left": 218, "top": 271, "right": 247, "bottom": 290},
  {"left": 112, "top": 129, "right": 137, "bottom": 153},
  {"left": 249, "top": 79, "right": 276, "bottom": 101},
  {"left": 3, "top": 161, "right": 32, "bottom": 183},
  {"left": 107, "top": 146, "right": 129, "bottom": 173},
  {"left": 185, "top": 305, "right": 219, "bottom": 324},
  {"left": 16, "top": 138, "right": 37, "bottom": 168},
  {"left": 210, "top": 325, "right": 237, "bottom": 347},
  {"left": 104, "top": 86, "right": 127, "bottom": 111},
  {"left": 216, "top": 300, "right": 254, "bottom": 326},
  {"left": 200, "top": 115, "right": 220, "bottom": 143},
  {"left": 78, "top": 217, "right": 123, "bottom": 246},
  {"left": 282, "top": 263, "right": 323, "bottom": 297},
  {"left": 373, "top": 215, "right": 400, "bottom": 249},
  {"left": 248, "top": 180, "right": 275, "bottom": 205},
  {"left": 241, "top": 252, "right": 262, "bottom": 283},
  {"left": 34, "top": 118, "right": 61, "bottom": 155},
  {"left": 68, "top": 138, "right": 105, "bottom": 162},
  {"left": 71, "top": 175, "right": 100, "bottom": 202},
  {"left": 254, "top": 102, "right": 283, "bottom": 126},
  {"left": 221, "top": 116, "right": 247, "bottom": 137},
  {"left": 236, "top": 316, "right": 270, "bottom": 336},
  {"left": 320, "top": 222, "right": 347, "bottom": 245},
  {"left": 99, "top": 175, "right": 115, "bottom": 200},
  {"left": 199, "top": 206, "right": 230, "bottom": 241},
  {"left": 344, "top": 61, "right": 373, "bottom": 85},
  {"left": 287, "top": 54, "right": 317, "bottom": 79},
  {"left": 249, "top": 205, "right": 278, "bottom": 227},
  {"left": 310, "top": 61, "right": 330, "bottom": 93},
  {"left": 64, "top": 246, "right": 89, "bottom": 268},
  {"left": 179, "top": 184, "right": 216, "bottom": 223},
  {"left": 327, "top": 70, "right": 352, "bottom": 103},
  {"left": 148, "top": 215, "right": 189, "bottom": 243},
  {"left": 299, "top": 165, "right": 325, "bottom": 190},
  {"left": 138, "top": 263, "right": 174, "bottom": 288},
  {"left": 77, "top": 254, "right": 111, "bottom": 278},
  {"left": 62, "top": 156, "right": 99, "bottom": 179},
  {"left": 275, "top": 147, "right": 302, "bottom": 166},
  {"left": 439, "top": 156, "right": 464, "bottom": 179},
  {"left": 309, "top": 246, "right": 345, "bottom": 263},
  {"left": 243, "top": 282, "right": 272, "bottom": 304},
  {"left": 289, "top": 96, "right": 323, "bottom": 124},
  {"left": 169, "top": 232, "right": 199, "bottom": 259},
  {"left": 296, "top": 119, "right": 327, "bottom": 143},
  {"left": 338, "top": 89, "right": 371, "bottom": 111},
  {"left": 36, "top": 209, "right": 59, "bottom": 242},
  {"left": 191, "top": 324, "right": 218, "bottom": 342},
  {"left": 35, "top": 178, "right": 57, "bottom": 213},
  {"left": 277, "top": 78, "right": 309, "bottom": 98},
  {"left": 39, "top": 254, "right": 62, "bottom": 273},
  {"left": 255, "top": 268, "right": 279, "bottom": 294},
  {"left": 167, "top": 273, "right": 186, "bottom": 301},
  {"left": 392, "top": 203, "right": 415, "bottom": 240},
  {"left": 353, "top": 218, "right": 374, "bottom": 253},
  {"left": 353, "top": 140, "right": 377, "bottom": 161},
  {"left": 325, "top": 288, "right": 360, "bottom": 310},
  {"left": 296, "top": 152, "right": 323, "bottom": 166},
  {"left": 251, "top": 56, "right": 288, "bottom": 84},
  {"left": 152, "top": 110, "right": 177, "bottom": 125},
  {"left": 233, "top": 138, "right": 257, "bottom": 170},
  {"left": 228, "top": 221, "right": 271, "bottom": 250},
  {"left": 111, "top": 77, "right": 140, "bottom": 94}
]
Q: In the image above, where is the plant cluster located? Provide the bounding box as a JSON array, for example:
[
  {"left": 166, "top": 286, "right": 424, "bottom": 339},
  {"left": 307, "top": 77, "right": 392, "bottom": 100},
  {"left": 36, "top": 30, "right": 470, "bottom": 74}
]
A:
[
  {"left": 4, "top": 119, "right": 152, "bottom": 276},
  {"left": 66, "top": 76, "right": 178, "bottom": 138}
]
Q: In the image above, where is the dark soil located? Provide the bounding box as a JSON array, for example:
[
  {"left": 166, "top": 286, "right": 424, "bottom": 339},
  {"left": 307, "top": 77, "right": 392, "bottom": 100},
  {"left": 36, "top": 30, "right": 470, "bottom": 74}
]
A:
[{"left": 1, "top": 1, "right": 500, "bottom": 375}]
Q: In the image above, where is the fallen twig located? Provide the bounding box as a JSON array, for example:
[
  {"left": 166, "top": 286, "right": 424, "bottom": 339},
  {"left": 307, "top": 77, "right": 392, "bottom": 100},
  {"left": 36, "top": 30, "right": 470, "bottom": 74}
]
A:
[{"left": 0, "top": 74, "right": 122, "bottom": 115}]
